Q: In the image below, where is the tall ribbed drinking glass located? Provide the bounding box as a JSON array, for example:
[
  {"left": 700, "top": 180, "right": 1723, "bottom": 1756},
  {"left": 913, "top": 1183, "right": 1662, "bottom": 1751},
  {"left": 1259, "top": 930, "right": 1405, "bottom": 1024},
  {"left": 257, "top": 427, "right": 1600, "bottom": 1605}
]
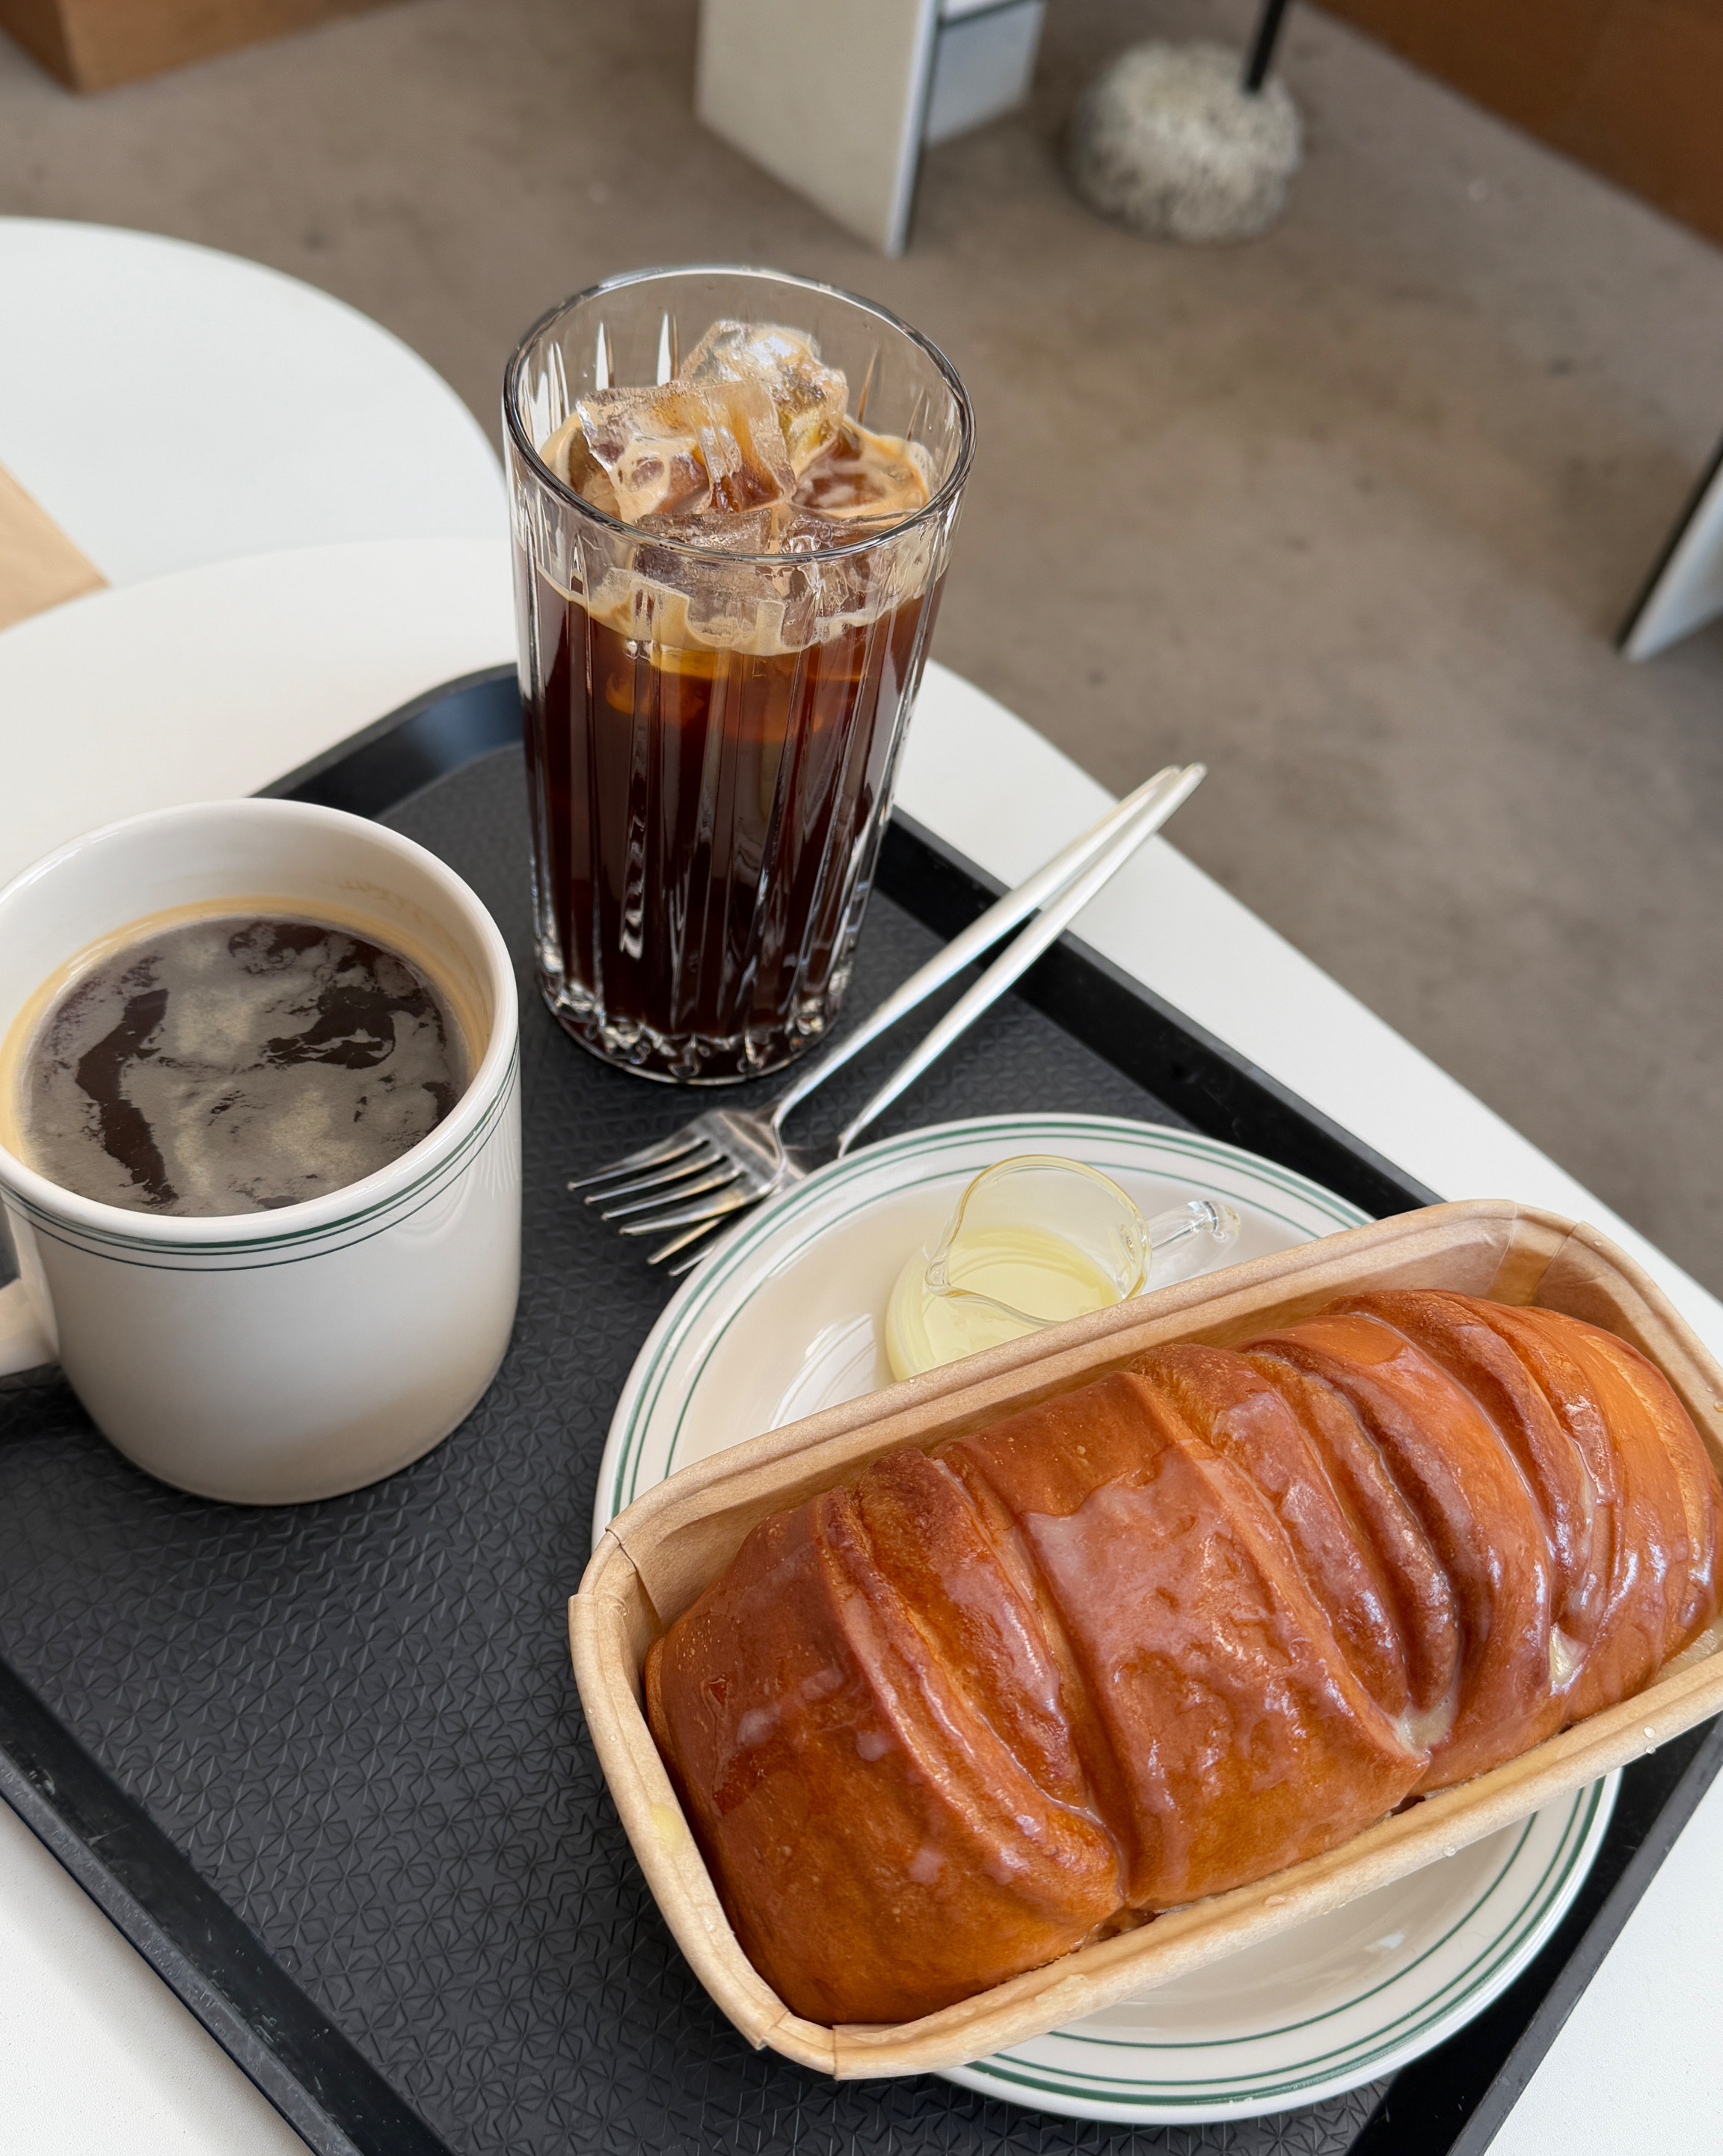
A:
[{"left": 503, "top": 267, "right": 972, "bottom": 1083}]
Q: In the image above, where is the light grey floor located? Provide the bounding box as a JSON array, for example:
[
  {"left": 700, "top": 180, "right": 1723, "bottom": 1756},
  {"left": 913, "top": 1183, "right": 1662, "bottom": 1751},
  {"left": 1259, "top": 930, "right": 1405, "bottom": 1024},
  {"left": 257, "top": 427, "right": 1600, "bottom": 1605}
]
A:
[{"left": 3, "top": 0, "right": 1720, "bottom": 1289}]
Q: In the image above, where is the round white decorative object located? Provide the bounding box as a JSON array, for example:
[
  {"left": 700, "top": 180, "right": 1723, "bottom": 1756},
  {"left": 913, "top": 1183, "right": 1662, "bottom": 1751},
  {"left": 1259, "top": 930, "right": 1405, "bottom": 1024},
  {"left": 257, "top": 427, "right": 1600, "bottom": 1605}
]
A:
[{"left": 1067, "top": 40, "right": 1302, "bottom": 245}]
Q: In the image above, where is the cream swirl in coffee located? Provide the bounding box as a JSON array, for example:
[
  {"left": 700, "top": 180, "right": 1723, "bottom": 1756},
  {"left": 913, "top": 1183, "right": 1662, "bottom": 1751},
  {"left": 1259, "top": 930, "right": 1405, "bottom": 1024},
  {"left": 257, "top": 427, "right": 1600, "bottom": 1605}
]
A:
[{"left": 16, "top": 915, "right": 467, "bottom": 1216}]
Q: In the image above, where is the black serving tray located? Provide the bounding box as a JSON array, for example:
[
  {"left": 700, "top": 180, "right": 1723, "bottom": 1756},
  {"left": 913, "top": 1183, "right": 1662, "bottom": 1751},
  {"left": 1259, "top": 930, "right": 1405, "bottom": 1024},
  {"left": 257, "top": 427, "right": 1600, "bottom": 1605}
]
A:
[{"left": 0, "top": 669, "right": 1716, "bottom": 2156}]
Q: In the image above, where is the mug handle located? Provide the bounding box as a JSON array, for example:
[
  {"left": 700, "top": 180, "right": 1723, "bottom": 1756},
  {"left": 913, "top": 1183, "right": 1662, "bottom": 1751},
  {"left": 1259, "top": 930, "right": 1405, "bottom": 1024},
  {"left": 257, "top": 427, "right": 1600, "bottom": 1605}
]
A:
[{"left": 0, "top": 1280, "right": 55, "bottom": 1377}]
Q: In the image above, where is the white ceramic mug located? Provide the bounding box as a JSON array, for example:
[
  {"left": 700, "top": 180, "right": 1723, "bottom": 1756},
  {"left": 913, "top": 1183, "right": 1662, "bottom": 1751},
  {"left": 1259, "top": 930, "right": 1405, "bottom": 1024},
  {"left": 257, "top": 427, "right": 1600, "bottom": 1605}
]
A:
[{"left": 0, "top": 799, "right": 520, "bottom": 1504}]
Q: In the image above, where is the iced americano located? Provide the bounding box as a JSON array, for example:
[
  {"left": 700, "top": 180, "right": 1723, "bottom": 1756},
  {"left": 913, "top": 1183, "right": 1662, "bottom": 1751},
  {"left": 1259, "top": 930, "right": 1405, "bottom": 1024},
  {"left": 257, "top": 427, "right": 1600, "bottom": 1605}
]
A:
[{"left": 515, "top": 305, "right": 961, "bottom": 1083}]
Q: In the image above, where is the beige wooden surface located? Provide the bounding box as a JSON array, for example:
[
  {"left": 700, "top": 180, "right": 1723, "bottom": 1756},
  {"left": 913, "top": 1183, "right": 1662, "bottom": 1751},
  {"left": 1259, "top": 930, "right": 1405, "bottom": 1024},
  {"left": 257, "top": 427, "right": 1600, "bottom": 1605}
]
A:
[
  {"left": 0, "top": 460, "right": 104, "bottom": 630},
  {"left": 571, "top": 1199, "right": 1723, "bottom": 2078},
  {"left": 0, "top": 0, "right": 396, "bottom": 91}
]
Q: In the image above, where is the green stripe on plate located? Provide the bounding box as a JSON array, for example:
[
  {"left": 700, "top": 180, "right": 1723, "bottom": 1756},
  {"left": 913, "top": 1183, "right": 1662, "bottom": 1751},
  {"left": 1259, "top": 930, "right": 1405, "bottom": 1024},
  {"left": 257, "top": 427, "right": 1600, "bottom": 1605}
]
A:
[{"left": 958, "top": 1780, "right": 1607, "bottom": 2107}]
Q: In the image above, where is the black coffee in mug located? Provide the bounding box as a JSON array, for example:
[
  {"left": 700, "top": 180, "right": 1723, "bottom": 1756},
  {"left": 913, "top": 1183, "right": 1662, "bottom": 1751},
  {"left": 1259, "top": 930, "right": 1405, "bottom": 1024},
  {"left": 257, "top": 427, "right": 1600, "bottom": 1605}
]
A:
[{"left": 10, "top": 912, "right": 468, "bottom": 1216}]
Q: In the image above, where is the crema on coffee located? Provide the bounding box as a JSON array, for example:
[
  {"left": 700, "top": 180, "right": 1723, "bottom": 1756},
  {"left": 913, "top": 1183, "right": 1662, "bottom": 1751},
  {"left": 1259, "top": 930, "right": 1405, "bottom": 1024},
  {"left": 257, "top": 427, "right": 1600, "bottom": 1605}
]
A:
[{"left": 7, "top": 912, "right": 468, "bottom": 1216}]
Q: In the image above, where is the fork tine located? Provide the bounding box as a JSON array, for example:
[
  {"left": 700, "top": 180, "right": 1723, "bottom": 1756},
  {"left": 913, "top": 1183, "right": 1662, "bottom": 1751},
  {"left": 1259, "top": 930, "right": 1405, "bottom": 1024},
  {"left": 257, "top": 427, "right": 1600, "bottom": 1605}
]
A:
[
  {"left": 648, "top": 1216, "right": 728, "bottom": 1268},
  {"left": 567, "top": 1128, "right": 707, "bottom": 1191},
  {"left": 580, "top": 1145, "right": 723, "bottom": 1207},
  {"left": 662, "top": 1215, "right": 748, "bottom": 1274},
  {"left": 595, "top": 1163, "right": 740, "bottom": 1221},
  {"left": 615, "top": 1185, "right": 760, "bottom": 1239}
]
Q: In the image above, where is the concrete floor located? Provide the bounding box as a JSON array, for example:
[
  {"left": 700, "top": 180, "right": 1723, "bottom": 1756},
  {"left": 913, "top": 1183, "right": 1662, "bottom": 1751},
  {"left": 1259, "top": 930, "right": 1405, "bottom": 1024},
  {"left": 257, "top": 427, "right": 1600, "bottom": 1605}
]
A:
[{"left": 2, "top": 0, "right": 1721, "bottom": 1290}]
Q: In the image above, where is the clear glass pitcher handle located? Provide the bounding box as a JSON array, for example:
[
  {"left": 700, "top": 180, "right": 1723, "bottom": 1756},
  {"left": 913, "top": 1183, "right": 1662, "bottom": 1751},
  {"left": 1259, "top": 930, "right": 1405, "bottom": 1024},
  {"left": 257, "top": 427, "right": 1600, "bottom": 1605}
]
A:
[{"left": 1141, "top": 1199, "right": 1241, "bottom": 1290}]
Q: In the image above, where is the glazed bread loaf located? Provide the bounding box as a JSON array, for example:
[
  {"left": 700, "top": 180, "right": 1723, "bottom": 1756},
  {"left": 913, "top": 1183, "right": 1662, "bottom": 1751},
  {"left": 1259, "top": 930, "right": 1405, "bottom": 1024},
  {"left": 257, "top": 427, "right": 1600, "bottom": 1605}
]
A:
[{"left": 644, "top": 1292, "right": 1722, "bottom": 2025}]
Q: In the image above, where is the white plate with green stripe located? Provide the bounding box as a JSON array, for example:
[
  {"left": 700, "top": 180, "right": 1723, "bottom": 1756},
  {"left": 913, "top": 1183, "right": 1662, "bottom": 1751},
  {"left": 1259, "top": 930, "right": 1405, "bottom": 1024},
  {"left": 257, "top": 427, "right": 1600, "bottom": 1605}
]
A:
[
  {"left": 594, "top": 1113, "right": 1616, "bottom": 2123},
  {"left": 942, "top": 1774, "right": 1615, "bottom": 2121}
]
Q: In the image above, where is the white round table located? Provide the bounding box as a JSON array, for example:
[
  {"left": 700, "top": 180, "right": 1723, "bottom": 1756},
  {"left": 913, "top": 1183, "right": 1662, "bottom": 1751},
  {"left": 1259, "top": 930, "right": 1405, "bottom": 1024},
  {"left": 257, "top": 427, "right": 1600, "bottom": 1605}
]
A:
[
  {"left": 0, "top": 536, "right": 516, "bottom": 889},
  {"left": 0, "top": 548, "right": 1719, "bottom": 2152},
  {"left": 0, "top": 220, "right": 504, "bottom": 585}
]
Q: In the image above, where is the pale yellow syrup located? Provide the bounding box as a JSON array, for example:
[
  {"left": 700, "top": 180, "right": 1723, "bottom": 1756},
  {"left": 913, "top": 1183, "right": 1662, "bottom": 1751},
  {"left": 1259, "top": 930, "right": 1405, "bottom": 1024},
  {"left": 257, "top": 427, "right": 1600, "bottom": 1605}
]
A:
[{"left": 885, "top": 1225, "right": 1125, "bottom": 1381}]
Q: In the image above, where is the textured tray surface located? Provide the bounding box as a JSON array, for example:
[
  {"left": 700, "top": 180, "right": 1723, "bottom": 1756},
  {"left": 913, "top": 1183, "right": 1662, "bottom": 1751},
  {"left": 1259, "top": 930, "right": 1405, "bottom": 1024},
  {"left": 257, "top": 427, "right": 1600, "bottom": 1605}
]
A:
[{"left": 0, "top": 747, "right": 1383, "bottom": 2154}]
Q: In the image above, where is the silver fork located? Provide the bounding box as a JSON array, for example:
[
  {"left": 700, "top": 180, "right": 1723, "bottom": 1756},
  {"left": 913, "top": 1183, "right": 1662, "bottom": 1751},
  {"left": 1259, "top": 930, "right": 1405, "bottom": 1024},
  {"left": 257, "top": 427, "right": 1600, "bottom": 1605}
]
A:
[{"left": 570, "top": 763, "right": 1206, "bottom": 1269}]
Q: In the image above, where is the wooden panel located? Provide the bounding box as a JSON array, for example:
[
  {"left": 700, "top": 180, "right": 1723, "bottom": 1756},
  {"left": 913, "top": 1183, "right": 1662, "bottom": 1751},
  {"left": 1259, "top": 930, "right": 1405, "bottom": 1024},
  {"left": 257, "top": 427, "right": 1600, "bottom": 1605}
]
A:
[
  {"left": 1572, "top": 2, "right": 1723, "bottom": 240},
  {"left": 0, "top": 0, "right": 76, "bottom": 82},
  {"left": 1317, "top": 0, "right": 1723, "bottom": 247},
  {"left": 1318, "top": 0, "right": 1610, "bottom": 134},
  {"left": 0, "top": 463, "right": 105, "bottom": 634},
  {"left": 0, "top": 0, "right": 400, "bottom": 92}
]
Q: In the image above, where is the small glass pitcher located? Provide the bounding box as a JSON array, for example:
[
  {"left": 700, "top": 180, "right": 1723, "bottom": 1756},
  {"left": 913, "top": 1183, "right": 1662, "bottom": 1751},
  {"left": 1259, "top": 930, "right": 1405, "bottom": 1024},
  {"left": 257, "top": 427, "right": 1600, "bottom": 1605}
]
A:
[{"left": 885, "top": 1154, "right": 1240, "bottom": 1380}]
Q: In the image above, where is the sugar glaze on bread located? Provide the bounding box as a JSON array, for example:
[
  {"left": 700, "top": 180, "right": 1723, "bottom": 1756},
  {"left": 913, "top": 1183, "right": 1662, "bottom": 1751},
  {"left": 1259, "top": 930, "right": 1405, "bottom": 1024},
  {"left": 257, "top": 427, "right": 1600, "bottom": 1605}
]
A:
[{"left": 645, "top": 1292, "right": 1721, "bottom": 2025}]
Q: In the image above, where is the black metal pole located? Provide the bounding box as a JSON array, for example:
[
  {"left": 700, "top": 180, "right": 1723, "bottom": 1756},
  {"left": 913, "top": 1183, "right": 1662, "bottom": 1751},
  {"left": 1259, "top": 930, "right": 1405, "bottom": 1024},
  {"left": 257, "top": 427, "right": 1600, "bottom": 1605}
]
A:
[{"left": 1242, "top": 0, "right": 1293, "bottom": 93}]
